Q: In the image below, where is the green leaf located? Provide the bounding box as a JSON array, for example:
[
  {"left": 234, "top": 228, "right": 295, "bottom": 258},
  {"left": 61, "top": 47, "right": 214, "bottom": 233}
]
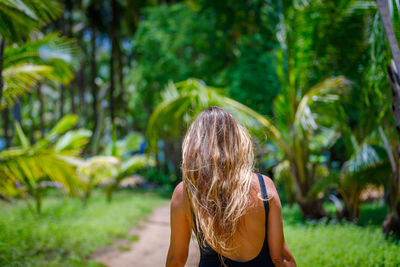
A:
[
  {"left": 54, "top": 129, "right": 92, "bottom": 154},
  {"left": 119, "top": 155, "right": 155, "bottom": 177},
  {"left": 14, "top": 122, "right": 30, "bottom": 149},
  {"left": 44, "top": 114, "right": 79, "bottom": 143},
  {"left": 2, "top": 64, "right": 53, "bottom": 106}
]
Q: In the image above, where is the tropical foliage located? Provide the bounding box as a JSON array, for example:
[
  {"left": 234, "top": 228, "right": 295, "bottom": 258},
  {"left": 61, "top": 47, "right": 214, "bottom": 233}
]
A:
[
  {"left": 67, "top": 151, "right": 155, "bottom": 203},
  {"left": 0, "top": 0, "right": 61, "bottom": 43},
  {"left": 1, "top": 0, "right": 400, "bottom": 252},
  {"left": 0, "top": 115, "right": 90, "bottom": 212},
  {"left": 2, "top": 33, "right": 77, "bottom": 106}
]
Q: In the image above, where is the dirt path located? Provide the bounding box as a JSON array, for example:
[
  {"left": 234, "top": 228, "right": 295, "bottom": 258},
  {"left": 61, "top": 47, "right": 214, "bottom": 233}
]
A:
[{"left": 92, "top": 203, "right": 200, "bottom": 267}]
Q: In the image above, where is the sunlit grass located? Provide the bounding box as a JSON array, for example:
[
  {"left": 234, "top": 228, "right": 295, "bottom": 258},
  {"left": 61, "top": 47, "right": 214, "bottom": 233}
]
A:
[
  {"left": 0, "top": 189, "right": 168, "bottom": 267},
  {"left": 283, "top": 204, "right": 400, "bottom": 266},
  {"left": 1, "top": 189, "right": 399, "bottom": 267}
]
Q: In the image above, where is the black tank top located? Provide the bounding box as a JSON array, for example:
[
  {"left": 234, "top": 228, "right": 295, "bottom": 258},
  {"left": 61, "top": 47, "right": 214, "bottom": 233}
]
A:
[{"left": 194, "top": 173, "right": 274, "bottom": 267}]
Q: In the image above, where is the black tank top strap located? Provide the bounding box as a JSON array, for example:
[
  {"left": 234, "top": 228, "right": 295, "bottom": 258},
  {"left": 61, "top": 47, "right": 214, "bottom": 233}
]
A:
[{"left": 256, "top": 173, "right": 269, "bottom": 218}]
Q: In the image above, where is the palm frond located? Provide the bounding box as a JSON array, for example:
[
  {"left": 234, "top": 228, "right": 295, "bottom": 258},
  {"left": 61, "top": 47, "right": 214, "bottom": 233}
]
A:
[
  {"left": 2, "top": 33, "right": 78, "bottom": 107},
  {"left": 309, "top": 128, "right": 340, "bottom": 153},
  {"left": 294, "top": 76, "right": 349, "bottom": 132},
  {"left": 103, "top": 132, "right": 144, "bottom": 158},
  {"left": 273, "top": 160, "right": 291, "bottom": 184},
  {"left": 146, "top": 78, "right": 283, "bottom": 153},
  {"left": 4, "top": 33, "right": 78, "bottom": 81},
  {"left": 77, "top": 156, "right": 120, "bottom": 179},
  {"left": 118, "top": 155, "right": 155, "bottom": 178},
  {"left": 14, "top": 121, "right": 30, "bottom": 149},
  {"left": 54, "top": 129, "right": 92, "bottom": 156},
  {"left": 36, "top": 114, "right": 79, "bottom": 148},
  {"left": 0, "top": 115, "right": 88, "bottom": 198},
  {"left": 0, "top": 0, "right": 61, "bottom": 43},
  {"left": 0, "top": 149, "right": 81, "bottom": 197},
  {"left": 2, "top": 64, "right": 52, "bottom": 105},
  {"left": 342, "top": 144, "right": 387, "bottom": 174}
]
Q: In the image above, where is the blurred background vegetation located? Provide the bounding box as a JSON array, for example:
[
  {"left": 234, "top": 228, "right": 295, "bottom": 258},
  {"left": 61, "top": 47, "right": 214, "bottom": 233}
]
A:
[{"left": 1, "top": 0, "right": 400, "bottom": 266}]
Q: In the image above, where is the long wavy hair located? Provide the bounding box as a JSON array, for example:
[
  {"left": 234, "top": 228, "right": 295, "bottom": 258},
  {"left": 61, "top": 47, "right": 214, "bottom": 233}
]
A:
[{"left": 181, "top": 106, "right": 255, "bottom": 257}]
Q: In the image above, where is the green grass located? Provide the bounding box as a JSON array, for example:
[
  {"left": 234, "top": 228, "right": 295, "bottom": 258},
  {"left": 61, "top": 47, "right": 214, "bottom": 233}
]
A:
[
  {"left": 116, "top": 245, "right": 131, "bottom": 252},
  {"left": 127, "top": 234, "right": 139, "bottom": 242},
  {"left": 0, "top": 189, "right": 168, "bottom": 267},
  {"left": 1, "top": 188, "right": 399, "bottom": 267},
  {"left": 283, "top": 204, "right": 400, "bottom": 267}
]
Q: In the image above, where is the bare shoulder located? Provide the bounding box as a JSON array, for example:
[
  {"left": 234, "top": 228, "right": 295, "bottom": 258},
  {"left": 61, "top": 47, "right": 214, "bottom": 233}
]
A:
[
  {"left": 259, "top": 174, "right": 281, "bottom": 207},
  {"left": 171, "top": 181, "right": 186, "bottom": 211}
]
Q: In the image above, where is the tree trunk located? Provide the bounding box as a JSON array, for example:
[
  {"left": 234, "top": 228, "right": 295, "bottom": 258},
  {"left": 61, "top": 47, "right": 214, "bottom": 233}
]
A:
[
  {"left": 59, "top": 4, "right": 66, "bottom": 119},
  {"left": 382, "top": 202, "right": 400, "bottom": 237},
  {"left": 28, "top": 93, "right": 35, "bottom": 143},
  {"left": 377, "top": 0, "right": 400, "bottom": 238},
  {"left": 339, "top": 190, "right": 361, "bottom": 222},
  {"left": 12, "top": 97, "right": 21, "bottom": 124},
  {"left": 12, "top": 97, "right": 21, "bottom": 141},
  {"left": 290, "top": 156, "right": 327, "bottom": 219},
  {"left": 297, "top": 198, "right": 327, "bottom": 219},
  {"left": 381, "top": 63, "right": 400, "bottom": 238},
  {"left": 66, "top": 0, "right": 76, "bottom": 114},
  {"left": 89, "top": 6, "right": 98, "bottom": 143},
  {"left": 70, "top": 80, "right": 76, "bottom": 114},
  {"left": 0, "top": 38, "right": 8, "bottom": 146},
  {"left": 341, "top": 207, "right": 358, "bottom": 222},
  {"left": 91, "top": 85, "right": 107, "bottom": 155},
  {"left": 117, "top": 43, "right": 125, "bottom": 127},
  {"left": 83, "top": 190, "right": 91, "bottom": 206},
  {"left": 60, "top": 85, "right": 65, "bottom": 119},
  {"left": 0, "top": 38, "right": 5, "bottom": 105},
  {"left": 66, "top": 0, "right": 73, "bottom": 37},
  {"left": 78, "top": 61, "right": 86, "bottom": 115},
  {"left": 2, "top": 106, "right": 10, "bottom": 148},
  {"left": 377, "top": 0, "right": 400, "bottom": 74},
  {"left": 109, "top": 0, "right": 117, "bottom": 126},
  {"left": 106, "top": 183, "right": 118, "bottom": 203},
  {"left": 35, "top": 187, "right": 43, "bottom": 214},
  {"left": 155, "top": 147, "right": 161, "bottom": 172}
]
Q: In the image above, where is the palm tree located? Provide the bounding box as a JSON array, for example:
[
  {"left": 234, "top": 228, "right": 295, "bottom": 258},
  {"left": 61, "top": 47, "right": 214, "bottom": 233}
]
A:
[
  {"left": 0, "top": 33, "right": 78, "bottom": 147},
  {"left": 146, "top": 79, "right": 276, "bottom": 181},
  {"left": 68, "top": 154, "right": 154, "bottom": 203},
  {"left": 321, "top": 127, "right": 389, "bottom": 221},
  {"left": 63, "top": 132, "right": 155, "bottom": 203},
  {"left": 271, "top": 78, "right": 349, "bottom": 218},
  {"left": 271, "top": 0, "right": 377, "bottom": 218},
  {"left": 376, "top": 0, "right": 400, "bottom": 237},
  {"left": 0, "top": 0, "right": 78, "bottom": 148},
  {"left": 109, "top": 0, "right": 118, "bottom": 127},
  {"left": 67, "top": 155, "right": 120, "bottom": 204},
  {"left": 147, "top": 78, "right": 346, "bottom": 219},
  {"left": 86, "top": 1, "right": 100, "bottom": 153},
  {"left": 0, "top": 115, "right": 91, "bottom": 213}
]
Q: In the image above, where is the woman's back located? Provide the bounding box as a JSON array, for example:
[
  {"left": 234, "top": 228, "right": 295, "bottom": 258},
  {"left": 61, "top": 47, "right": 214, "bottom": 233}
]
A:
[{"left": 195, "top": 173, "right": 274, "bottom": 266}]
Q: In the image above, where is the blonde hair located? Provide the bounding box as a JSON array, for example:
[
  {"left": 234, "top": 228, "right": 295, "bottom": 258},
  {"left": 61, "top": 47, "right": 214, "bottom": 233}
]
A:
[{"left": 181, "top": 106, "right": 255, "bottom": 258}]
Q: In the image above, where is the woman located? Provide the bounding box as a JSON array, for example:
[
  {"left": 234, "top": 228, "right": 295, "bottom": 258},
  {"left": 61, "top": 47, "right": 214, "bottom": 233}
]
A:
[{"left": 166, "top": 107, "right": 296, "bottom": 267}]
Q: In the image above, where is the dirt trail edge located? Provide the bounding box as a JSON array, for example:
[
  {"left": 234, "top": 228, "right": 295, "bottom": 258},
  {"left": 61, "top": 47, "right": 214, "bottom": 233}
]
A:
[{"left": 92, "top": 203, "right": 200, "bottom": 267}]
